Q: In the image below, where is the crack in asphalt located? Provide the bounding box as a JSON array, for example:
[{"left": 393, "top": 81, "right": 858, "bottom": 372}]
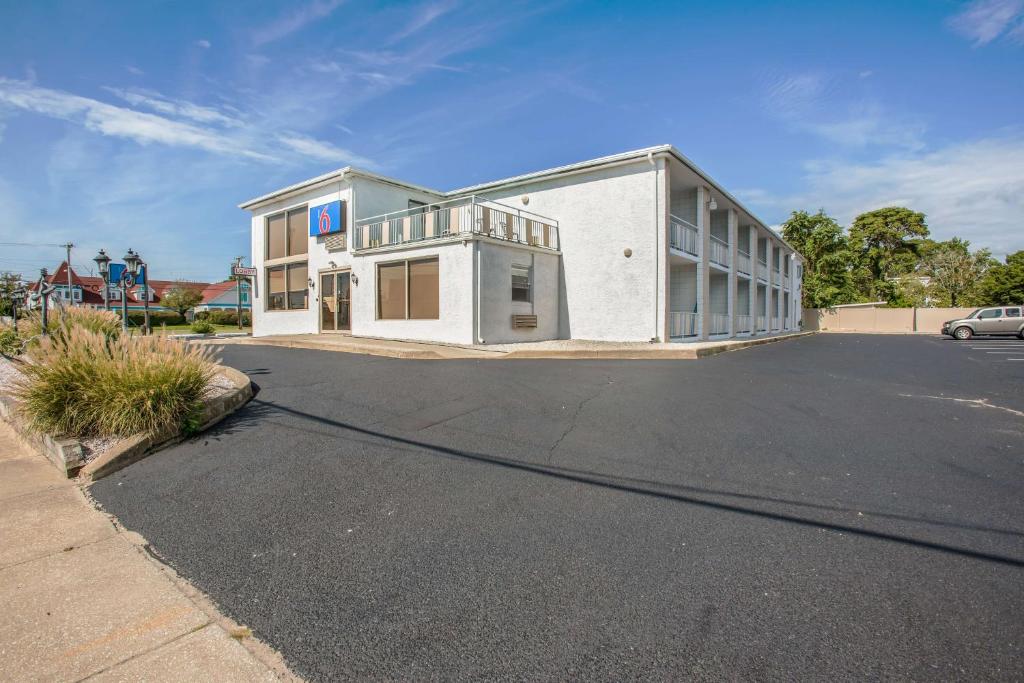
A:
[{"left": 547, "top": 376, "right": 615, "bottom": 464}]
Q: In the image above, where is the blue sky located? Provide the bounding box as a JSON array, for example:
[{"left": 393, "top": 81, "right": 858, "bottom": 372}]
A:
[{"left": 1, "top": 0, "right": 1022, "bottom": 281}]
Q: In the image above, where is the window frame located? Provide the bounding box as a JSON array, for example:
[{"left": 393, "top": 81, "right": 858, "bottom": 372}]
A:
[
  {"left": 263, "top": 204, "right": 310, "bottom": 312},
  {"left": 978, "top": 308, "right": 1002, "bottom": 319},
  {"left": 265, "top": 262, "right": 309, "bottom": 312},
  {"left": 511, "top": 264, "right": 531, "bottom": 303},
  {"left": 375, "top": 256, "right": 440, "bottom": 321}
]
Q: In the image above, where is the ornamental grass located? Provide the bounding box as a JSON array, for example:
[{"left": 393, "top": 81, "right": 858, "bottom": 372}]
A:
[
  {"left": 13, "top": 327, "right": 217, "bottom": 438},
  {"left": 21, "top": 307, "right": 122, "bottom": 344}
]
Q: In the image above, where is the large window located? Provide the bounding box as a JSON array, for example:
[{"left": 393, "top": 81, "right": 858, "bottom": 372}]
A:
[
  {"left": 377, "top": 257, "right": 439, "bottom": 320},
  {"left": 265, "top": 206, "right": 308, "bottom": 311},
  {"left": 266, "top": 263, "right": 308, "bottom": 311}
]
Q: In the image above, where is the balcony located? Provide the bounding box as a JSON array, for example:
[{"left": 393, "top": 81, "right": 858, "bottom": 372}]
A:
[
  {"left": 737, "top": 250, "right": 751, "bottom": 276},
  {"left": 736, "top": 314, "right": 752, "bottom": 333},
  {"left": 708, "top": 235, "right": 730, "bottom": 269},
  {"left": 710, "top": 313, "right": 730, "bottom": 335},
  {"left": 669, "top": 215, "right": 699, "bottom": 258},
  {"left": 756, "top": 315, "right": 767, "bottom": 332},
  {"left": 772, "top": 267, "right": 781, "bottom": 286},
  {"left": 352, "top": 196, "right": 559, "bottom": 253},
  {"left": 783, "top": 272, "right": 791, "bottom": 288},
  {"left": 670, "top": 311, "right": 698, "bottom": 338}
]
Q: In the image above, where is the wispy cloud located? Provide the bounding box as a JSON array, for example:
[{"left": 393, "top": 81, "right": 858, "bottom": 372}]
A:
[
  {"left": 276, "top": 133, "right": 375, "bottom": 167},
  {"left": 251, "top": 0, "right": 346, "bottom": 46},
  {"left": 947, "top": 0, "right": 1024, "bottom": 46},
  {"left": 125, "top": 65, "right": 145, "bottom": 76},
  {"left": 102, "top": 87, "right": 243, "bottom": 127},
  {"left": 761, "top": 70, "right": 925, "bottom": 150},
  {"left": 389, "top": 0, "right": 459, "bottom": 43},
  {"left": 738, "top": 134, "right": 1024, "bottom": 256},
  {"left": 196, "top": 39, "right": 212, "bottom": 49}
]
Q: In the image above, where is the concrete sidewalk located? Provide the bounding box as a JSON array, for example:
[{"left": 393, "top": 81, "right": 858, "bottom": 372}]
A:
[
  {"left": 0, "top": 421, "right": 295, "bottom": 682},
  {"left": 211, "top": 331, "right": 814, "bottom": 360}
]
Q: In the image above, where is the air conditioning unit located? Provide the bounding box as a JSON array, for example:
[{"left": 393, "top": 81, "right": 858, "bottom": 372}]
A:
[{"left": 511, "top": 314, "right": 538, "bottom": 329}]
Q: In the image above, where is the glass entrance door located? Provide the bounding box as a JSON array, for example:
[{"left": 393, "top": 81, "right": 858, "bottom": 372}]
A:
[{"left": 320, "top": 271, "right": 351, "bottom": 332}]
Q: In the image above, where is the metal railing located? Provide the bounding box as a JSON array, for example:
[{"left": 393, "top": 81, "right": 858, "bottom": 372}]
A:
[
  {"left": 669, "top": 215, "right": 699, "bottom": 257},
  {"left": 783, "top": 273, "right": 791, "bottom": 288},
  {"left": 771, "top": 316, "right": 780, "bottom": 330},
  {"left": 756, "top": 315, "right": 767, "bottom": 332},
  {"left": 772, "top": 267, "right": 781, "bottom": 285},
  {"left": 737, "top": 250, "right": 751, "bottom": 276},
  {"left": 736, "top": 314, "right": 752, "bottom": 333},
  {"left": 756, "top": 260, "right": 768, "bottom": 281},
  {"left": 353, "top": 195, "right": 559, "bottom": 252},
  {"left": 708, "top": 235, "right": 730, "bottom": 268},
  {"left": 710, "top": 313, "right": 730, "bottom": 335},
  {"left": 670, "top": 311, "right": 698, "bottom": 338}
]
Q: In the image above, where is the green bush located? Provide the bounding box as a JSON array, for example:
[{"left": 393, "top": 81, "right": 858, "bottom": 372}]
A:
[
  {"left": 195, "top": 309, "right": 250, "bottom": 326},
  {"left": 14, "top": 328, "right": 216, "bottom": 437},
  {"left": 0, "top": 327, "right": 20, "bottom": 356},
  {"left": 190, "top": 320, "right": 216, "bottom": 334},
  {"left": 126, "top": 311, "right": 185, "bottom": 326}
]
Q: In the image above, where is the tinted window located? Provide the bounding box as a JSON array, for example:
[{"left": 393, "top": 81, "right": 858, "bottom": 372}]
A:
[
  {"left": 978, "top": 309, "right": 1002, "bottom": 319},
  {"left": 1005, "top": 308, "right": 1021, "bottom": 318}
]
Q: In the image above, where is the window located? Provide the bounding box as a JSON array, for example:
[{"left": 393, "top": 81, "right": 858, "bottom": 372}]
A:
[
  {"left": 265, "top": 206, "right": 309, "bottom": 311},
  {"left": 511, "top": 264, "right": 531, "bottom": 302},
  {"left": 978, "top": 309, "right": 1002, "bottom": 319},
  {"left": 266, "top": 207, "right": 308, "bottom": 259},
  {"left": 377, "top": 257, "right": 439, "bottom": 320},
  {"left": 1005, "top": 308, "right": 1021, "bottom": 318}
]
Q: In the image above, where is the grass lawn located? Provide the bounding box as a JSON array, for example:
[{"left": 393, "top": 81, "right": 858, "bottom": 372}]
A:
[{"left": 152, "top": 324, "right": 252, "bottom": 335}]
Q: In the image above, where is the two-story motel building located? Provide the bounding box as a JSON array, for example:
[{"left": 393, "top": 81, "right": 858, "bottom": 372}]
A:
[{"left": 240, "top": 145, "right": 804, "bottom": 345}]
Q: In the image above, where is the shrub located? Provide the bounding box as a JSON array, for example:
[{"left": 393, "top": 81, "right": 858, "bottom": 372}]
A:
[
  {"left": 190, "top": 320, "right": 216, "bottom": 334},
  {"left": 195, "top": 309, "right": 250, "bottom": 326},
  {"left": 0, "top": 326, "right": 20, "bottom": 356},
  {"left": 21, "top": 308, "right": 121, "bottom": 345},
  {"left": 126, "top": 311, "right": 185, "bottom": 326},
  {"left": 14, "top": 328, "right": 217, "bottom": 437}
]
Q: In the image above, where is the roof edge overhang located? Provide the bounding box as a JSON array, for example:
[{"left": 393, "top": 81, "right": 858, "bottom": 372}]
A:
[{"left": 238, "top": 167, "right": 444, "bottom": 211}]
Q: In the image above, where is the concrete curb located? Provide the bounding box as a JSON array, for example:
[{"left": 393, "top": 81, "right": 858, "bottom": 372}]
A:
[
  {"left": 79, "top": 365, "right": 253, "bottom": 481},
  {"left": 0, "top": 395, "right": 85, "bottom": 476},
  {"left": 218, "top": 337, "right": 448, "bottom": 359},
  {"left": 692, "top": 330, "right": 817, "bottom": 357},
  {"left": 0, "top": 365, "right": 253, "bottom": 481}
]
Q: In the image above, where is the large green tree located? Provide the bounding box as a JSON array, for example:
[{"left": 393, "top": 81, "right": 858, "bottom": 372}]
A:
[
  {"left": 977, "top": 251, "right": 1024, "bottom": 306},
  {"left": 848, "top": 207, "right": 929, "bottom": 302},
  {"left": 920, "top": 237, "right": 992, "bottom": 307},
  {"left": 160, "top": 283, "right": 204, "bottom": 316},
  {"left": 781, "top": 209, "right": 856, "bottom": 308}
]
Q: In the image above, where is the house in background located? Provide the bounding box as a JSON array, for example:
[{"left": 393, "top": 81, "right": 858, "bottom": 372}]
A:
[
  {"left": 193, "top": 280, "right": 252, "bottom": 313},
  {"left": 240, "top": 145, "right": 805, "bottom": 345},
  {"left": 24, "top": 261, "right": 210, "bottom": 313}
]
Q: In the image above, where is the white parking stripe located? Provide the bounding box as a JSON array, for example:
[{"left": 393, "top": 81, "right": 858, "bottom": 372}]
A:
[{"left": 986, "top": 352, "right": 1019, "bottom": 354}]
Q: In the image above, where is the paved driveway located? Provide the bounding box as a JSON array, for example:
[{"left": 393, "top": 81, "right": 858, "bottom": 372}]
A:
[{"left": 91, "top": 335, "right": 1024, "bottom": 680}]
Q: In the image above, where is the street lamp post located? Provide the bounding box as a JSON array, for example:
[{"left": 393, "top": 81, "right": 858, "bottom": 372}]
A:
[{"left": 93, "top": 249, "right": 111, "bottom": 311}]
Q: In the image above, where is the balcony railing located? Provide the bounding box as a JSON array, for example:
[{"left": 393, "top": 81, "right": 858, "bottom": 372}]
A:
[
  {"left": 783, "top": 273, "right": 791, "bottom": 288},
  {"left": 710, "top": 313, "right": 730, "bottom": 335},
  {"left": 756, "top": 315, "right": 767, "bottom": 332},
  {"left": 670, "top": 311, "right": 698, "bottom": 338},
  {"left": 772, "top": 267, "right": 781, "bottom": 285},
  {"left": 669, "top": 215, "right": 699, "bottom": 257},
  {"left": 352, "top": 195, "right": 559, "bottom": 252},
  {"left": 771, "top": 316, "right": 780, "bottom": 330},
  {"left": 708, "top": 235, "right": 730, "bottom": 268},
  {"left": 756, "top": 259, "right": 768, "bottom": 281},
  {"left": 737, "top": 250, "right": 751, "bottom": 276},
  {"left": 736, "top": 314, "right": 752, "bottom": 333}
]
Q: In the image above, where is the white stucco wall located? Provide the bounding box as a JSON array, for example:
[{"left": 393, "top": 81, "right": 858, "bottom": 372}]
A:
[
  {"left": 477, "top": 241, "right": 559, "bottom": 344},
  {"left": 477, "top": 160, "right": 665, "bottom": 342}
]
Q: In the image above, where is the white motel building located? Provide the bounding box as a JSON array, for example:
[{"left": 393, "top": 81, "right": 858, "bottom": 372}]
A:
[{"left": 240, "top": 145, "right": 804, "bottom": 345}]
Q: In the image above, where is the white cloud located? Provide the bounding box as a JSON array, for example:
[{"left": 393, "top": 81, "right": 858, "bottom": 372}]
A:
[
  {"left": 0, "top": 78, "right": 273, "bottom": 161},
  {"left": 739, "top": 135, "right": 1024, "bottom": 256},
  {"left": 102, "top": 87, "right": 243, "bottom": 127},
  {"left": 947, "top": 0, "right": 1024, "bottom": 45},
  {"left": 761, "top": 71, "right": 925, "bottom": 150},
  {"left": 125, "top": 65, "right": 145, "bottom": 76},
  {"left": 389, "top": 0, "right": 459, "bottom": 43},
  {"left": 196, "top": 39, "right": 212, "bottom": 49},
  {"left": 276, "top": 133, "right": 375, "bottom": 167},
  {"left": 251, "top": 0, "right": 346, "bottom": 46}
]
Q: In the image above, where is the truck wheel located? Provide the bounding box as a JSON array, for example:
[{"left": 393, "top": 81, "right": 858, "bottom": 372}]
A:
[{"left": 953, "top": 326, "right": 973, "bottom": 340}]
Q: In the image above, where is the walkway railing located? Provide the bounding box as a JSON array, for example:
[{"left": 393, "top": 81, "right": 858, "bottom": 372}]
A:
[
  {"left": 756, "top": 315, "right": 767, "bottom": 332},
  {"left": 772, "top": 267, "right": 781, "bottom": 285},
  {"left": 669, "top": 215, "right": 699, "bottom": 257},
  {"left": 710, "top": 313, "right": 730, "bottom": 335},
  {"left": 709, "top": 235, "right": 730, "bottom": 268},
  {"left": 670, "top": 311, "right": 698, "bottom": 338},
  {"left": 736, "top": 314, "right": 752, "bottom": 333},
  {"left": 737, "top": 250, "right": 751, "bottom": 276},
  {"left": 353, "top": 195, "right": 559, "bottom": 252},
  {"left": 756, "top": 259, "right": 768, "bottom": 281}
]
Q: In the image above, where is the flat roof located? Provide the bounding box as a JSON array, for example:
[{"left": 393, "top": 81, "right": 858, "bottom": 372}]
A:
[{"left": 239, "top": 145, "right": 801, "bottom": 257}]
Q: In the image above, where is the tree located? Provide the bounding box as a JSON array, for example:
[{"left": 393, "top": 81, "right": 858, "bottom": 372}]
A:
[
  {"left": 781, "top": 209, "right": 857, "bottom": 308},
  {"left": 160, "top": 283, "right": 204, "bottom": 316},
  {"left": 977, "top": 251, "right": 1024, "bottom": 306},
  {"left": 0, "top": 271, "right": 24, "bottom": 317},
  {"left": 921, "top": 238, "right": 992, "bottom": 307},
  {"left": 848, "top": 207, "right": 929, "bottom": 302}
]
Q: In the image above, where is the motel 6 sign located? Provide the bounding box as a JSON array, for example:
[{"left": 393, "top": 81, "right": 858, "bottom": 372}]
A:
[{"left": 309, "top": 200, "right": 344, "bottom": 236}]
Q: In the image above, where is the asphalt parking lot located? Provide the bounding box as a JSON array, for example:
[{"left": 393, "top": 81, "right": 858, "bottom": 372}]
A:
[
  {"left": 941, "top": 334, "right": 1024, "bottom": 363},
  {"left": 91, "top": 334, "right": 1024, "bottom": 681}
]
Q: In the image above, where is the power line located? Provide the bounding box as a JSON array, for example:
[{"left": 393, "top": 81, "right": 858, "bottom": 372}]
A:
[{"left": 0, "top": 241, "right": 68, "bottom": 248}]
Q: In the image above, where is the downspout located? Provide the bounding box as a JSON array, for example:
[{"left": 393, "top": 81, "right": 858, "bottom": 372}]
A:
[
  {"left": 648, "top": 151, "right": 659, "bottom": 342},
  {"left": 476, "top": 241, "right": 484, "bottom": 344}
]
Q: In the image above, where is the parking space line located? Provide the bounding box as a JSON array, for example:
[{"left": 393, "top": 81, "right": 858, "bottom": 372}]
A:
[{"left": 986, "top": 352, "right": 1019, "bottom": 354}]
